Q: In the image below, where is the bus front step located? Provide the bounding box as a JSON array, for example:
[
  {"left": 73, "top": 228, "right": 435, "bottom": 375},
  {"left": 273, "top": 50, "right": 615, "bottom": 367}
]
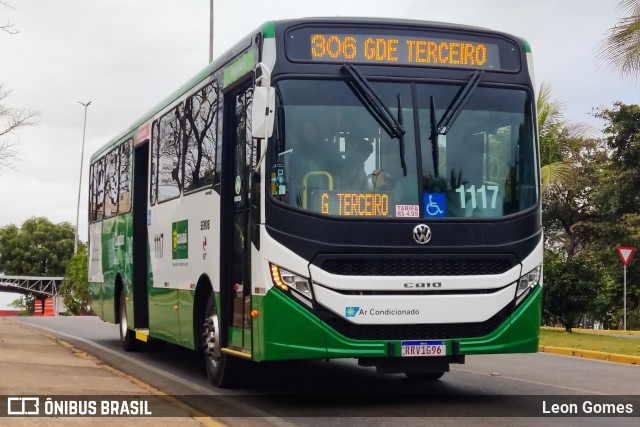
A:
[{"left": 135, "top": 329, "right": 149, "bottom": 342}]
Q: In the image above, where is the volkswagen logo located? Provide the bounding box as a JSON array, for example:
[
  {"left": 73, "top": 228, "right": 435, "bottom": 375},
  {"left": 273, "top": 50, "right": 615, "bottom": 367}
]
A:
[{"left": 413, "top": 224, "right": 432, "bottom": 244}]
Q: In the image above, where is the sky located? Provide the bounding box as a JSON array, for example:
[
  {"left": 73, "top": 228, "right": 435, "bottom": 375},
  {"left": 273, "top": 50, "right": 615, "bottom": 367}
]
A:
[{"left": 0, "top": 0, "right": 639, "bottom": 308}]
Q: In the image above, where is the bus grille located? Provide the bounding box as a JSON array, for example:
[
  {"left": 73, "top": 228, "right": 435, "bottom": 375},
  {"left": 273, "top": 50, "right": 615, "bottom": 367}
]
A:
[
  {"left": 319, "top": 257, "right": 513, "bottom": 276},
  {"left": 320, "top": 304, "right": 511, "bottom": 341}
]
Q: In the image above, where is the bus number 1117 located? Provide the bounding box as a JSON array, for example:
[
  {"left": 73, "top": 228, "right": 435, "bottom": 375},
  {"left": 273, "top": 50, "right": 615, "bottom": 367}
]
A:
[{"left": 454, "top": 184, "right": 499, "bottom": 210}]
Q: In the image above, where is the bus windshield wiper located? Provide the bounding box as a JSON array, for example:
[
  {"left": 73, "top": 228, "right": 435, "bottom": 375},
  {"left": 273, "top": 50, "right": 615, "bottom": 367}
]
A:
[
  {"left": 341, "top": 64, "right": 407, "bottom": 175},
  {"left": 429, "top": 96, "right": 440, "bottom": 177},
  {"left": 429, "top": 70, "right": 483, "bottom": 178},
  {"left": 436, "top": 69, "right": 483, "bottom": 135},
  {"left": 397, "top": 94, "right": 407, "bottom": 176}
]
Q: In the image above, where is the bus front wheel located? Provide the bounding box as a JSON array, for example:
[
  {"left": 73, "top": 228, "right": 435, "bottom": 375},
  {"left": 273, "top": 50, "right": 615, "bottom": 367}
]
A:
[
  {"left": 203, "top": 294, "right": 235, "bottom": 388},
  {"left": 119, "top": 292, "right": 139, "bottom": 351}
]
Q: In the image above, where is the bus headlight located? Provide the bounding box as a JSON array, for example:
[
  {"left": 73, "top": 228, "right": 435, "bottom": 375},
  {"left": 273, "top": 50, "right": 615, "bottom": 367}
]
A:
[
  {"left": 515, "top": 265, "right": 541, "bottom": 304},
  {"left": 270, "top": 264, "right": 312, "bottom": 299}
]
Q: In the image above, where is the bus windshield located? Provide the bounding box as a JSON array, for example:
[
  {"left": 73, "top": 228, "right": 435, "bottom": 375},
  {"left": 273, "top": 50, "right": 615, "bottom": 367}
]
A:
[{"left": 270, "top": 79, "right": 538, "bottom": 219}]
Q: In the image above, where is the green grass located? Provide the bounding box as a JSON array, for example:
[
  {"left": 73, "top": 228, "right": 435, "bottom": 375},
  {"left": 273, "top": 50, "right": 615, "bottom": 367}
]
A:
[{"left": 540, "top": 330, "right": 640, "bottom": 357}]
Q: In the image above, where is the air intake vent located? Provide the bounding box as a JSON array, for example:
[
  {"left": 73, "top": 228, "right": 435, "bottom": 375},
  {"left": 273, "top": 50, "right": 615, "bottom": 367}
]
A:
[{"left": 320, "top": 257, "right": 513, "bottom": 276}]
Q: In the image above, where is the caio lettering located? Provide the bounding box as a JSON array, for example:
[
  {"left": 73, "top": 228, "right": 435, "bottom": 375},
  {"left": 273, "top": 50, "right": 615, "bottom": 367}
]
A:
[{"left": 404, "top": 282, "right": 442, "bottom": 288}]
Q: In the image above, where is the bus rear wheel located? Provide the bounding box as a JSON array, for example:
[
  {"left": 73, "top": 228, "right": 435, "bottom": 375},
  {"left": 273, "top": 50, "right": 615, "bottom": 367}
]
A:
[
  {"left": 119, "top": 292, "right": 139, "bottom": 351},
  {"left": 405, "top": 371, "right": 445, "bottom": 381},
  {"left": 203, "top": 294, "right": 235, "bottom": 388}
]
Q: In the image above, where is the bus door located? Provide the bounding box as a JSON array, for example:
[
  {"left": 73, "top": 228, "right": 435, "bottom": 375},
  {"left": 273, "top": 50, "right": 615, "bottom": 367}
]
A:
[
  {"left": 132, "top": 140, "right": 150, "bottom": 330},
  {"left": 221, "top": 82, "right": 255, "bottom": 356}
]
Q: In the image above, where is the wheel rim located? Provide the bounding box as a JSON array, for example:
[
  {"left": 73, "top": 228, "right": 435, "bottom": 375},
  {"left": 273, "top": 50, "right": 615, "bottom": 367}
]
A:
[
  {"left": 204, "top": 309, "right": 221, "bottom": 369},
  {"left": 120, "top": 298, "right": 128, "bottom": 339}
]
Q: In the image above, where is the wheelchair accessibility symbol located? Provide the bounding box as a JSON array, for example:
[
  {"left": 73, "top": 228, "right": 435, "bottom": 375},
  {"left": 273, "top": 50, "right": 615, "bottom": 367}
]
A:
[{"left": 424, "top": 193, "right": 447, "bottom": 217}]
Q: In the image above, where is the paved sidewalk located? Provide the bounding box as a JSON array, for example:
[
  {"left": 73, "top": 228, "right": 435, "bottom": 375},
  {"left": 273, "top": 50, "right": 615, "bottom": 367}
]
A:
[{"left": 0, "top": 317, "right": 216, "bottom": 426}]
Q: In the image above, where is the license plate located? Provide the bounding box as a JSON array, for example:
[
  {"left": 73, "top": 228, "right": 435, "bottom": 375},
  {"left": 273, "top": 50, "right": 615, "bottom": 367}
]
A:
[{"left": 401, "top": 340, "right": 446, "bottom": 357}]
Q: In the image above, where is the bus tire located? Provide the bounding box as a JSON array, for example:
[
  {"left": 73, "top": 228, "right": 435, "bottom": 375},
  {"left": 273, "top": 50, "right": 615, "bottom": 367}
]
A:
[
  {"left": 405, "top": 371, "right": 445, "bottom": 381},
  {"left": 203, "top": 294, "right": 235, "bottom": 388},
  {"left": 119, "top": 292, "right": 139, "bottom": 351}
]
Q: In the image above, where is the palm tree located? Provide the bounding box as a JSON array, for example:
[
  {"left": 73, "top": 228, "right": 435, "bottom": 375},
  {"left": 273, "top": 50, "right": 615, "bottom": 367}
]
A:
[
  {"left": 537, "top": 82, "right": 572, "bottom": 193},
  {"left": 598, "top": 0, "right": 640, "bottom": 81},
  {"left": 537, "top": 83, "right": 593, "bottom": 194}
]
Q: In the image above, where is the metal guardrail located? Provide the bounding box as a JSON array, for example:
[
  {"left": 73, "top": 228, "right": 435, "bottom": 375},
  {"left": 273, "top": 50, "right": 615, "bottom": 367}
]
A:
[{"left": 0, "top": 275, "right": 64, "bottom": 297}]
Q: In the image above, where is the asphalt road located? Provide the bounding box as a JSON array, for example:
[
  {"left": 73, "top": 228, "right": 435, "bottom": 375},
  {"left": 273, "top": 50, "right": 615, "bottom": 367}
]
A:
[{"left": 15, "top": 316, "right": 640, "bottom": 426}]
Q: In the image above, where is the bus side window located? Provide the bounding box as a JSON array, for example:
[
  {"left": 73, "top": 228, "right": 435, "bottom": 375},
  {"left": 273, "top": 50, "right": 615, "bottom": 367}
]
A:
[
  {"left": 157, "top": 104, "right": 184, "bottom": 202},
  {"left": 88, "top": 164, "right": 95, "bottom": 222},
  {"left": 94, "top": 158, "right": 106, "bottom": 221},
  {"left": 150, "top": 120, "right": 159, "bottom": 205},
  {"left": 104, "top": 148, "right": 120, "bottom": 218},
  {"left": 184, "top": 81, "right": 218, "bottom": 193},
  {"left": 119, "top": 139, "right": 132, "bottom": 213}
]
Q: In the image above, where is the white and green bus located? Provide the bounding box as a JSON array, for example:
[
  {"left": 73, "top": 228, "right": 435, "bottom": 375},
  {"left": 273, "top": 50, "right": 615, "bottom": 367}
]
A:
[{"left": 88, "top": 18, "right": 542, "bottom": 387}]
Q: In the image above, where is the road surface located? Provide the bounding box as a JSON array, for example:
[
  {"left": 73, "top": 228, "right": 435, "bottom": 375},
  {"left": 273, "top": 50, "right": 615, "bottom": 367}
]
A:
[{"left": 15, "top": 316, "right": 640, "bottom": 426}]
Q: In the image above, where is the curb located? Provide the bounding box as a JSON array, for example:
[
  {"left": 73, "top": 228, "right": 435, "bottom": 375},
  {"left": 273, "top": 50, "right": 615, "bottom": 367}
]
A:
[{"left": 538, "top": 345, "right": 640, "bottom": 365}]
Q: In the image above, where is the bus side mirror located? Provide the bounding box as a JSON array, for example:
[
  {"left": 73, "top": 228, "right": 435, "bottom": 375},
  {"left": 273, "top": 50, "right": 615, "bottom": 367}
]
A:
[{"left": 251, "top": 87, "right": 275, "bottom": 140}]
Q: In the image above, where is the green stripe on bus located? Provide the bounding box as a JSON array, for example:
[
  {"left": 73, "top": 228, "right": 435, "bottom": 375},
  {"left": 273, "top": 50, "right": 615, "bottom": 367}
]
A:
[
  {"left": 262, "top": 21, "right": 275, "bottom": 39},
  {"left": 223, "top": 50, "right": 255, "bottom": 88},
  {"left": 458, "top": 286, "right": 541, "bottom": 354}
]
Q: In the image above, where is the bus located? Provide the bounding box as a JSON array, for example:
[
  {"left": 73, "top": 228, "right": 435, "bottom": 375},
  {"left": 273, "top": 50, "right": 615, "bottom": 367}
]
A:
[{"left": 88, "top": 17, "right": 542, "bottom": 387}]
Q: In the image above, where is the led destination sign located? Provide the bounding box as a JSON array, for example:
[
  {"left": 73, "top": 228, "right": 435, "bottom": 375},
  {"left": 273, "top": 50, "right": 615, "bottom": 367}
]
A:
[
  {"left": 317, "top": 191, "right": 390, "bottom": 217},
  {"left": 286, "top": 26, "right": 521, "bottom": 71},
  {"left": 309, "top": 33, "right": 501, "bottom": 69}
]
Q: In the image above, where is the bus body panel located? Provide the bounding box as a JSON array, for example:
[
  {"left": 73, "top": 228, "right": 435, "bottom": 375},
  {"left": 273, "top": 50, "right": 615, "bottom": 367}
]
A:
[
  {"left": 147, "top": 183, "right": 221, "bottom": 348},
  {"left": 147, "top": 288, "right": 180, "bottom": 345},
  {"left": 88, "top": 222, "right": 104, "bottom": 319},
  {"left": 313, "top": 283, "right": 517, "bottom": 324},
  {"left": 253, "top": 284, "right": 541, "bottom": 362},
  {"left": 88, "top": 214, "right": 133, "bottom": 325}
]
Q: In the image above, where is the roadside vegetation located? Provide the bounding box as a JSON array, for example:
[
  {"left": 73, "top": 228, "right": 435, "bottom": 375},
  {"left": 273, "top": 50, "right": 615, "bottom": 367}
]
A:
[
  {"left": 540, "top": 97, "right": 640, "bottom": 332},
  {"left": 0, "top": 217, "right": 78, "bottom": 315},
  {"left": 540, "top": 329, "right": 640, "bottom": 357},
  {"left": 540, "top": 1, "right": 640, "bottom": 332}
]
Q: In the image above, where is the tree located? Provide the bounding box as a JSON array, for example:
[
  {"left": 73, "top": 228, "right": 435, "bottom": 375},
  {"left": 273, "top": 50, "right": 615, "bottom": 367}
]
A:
[
  {"left": 0, "top": 217, "right": 75, "bottom": 276},
  {"left": 60, "top": 245, "right": 90, "bottom": 315},
  {"left": 542, "top": 136, "right": 607, "bottom": 258},
  {"left": 0, "top": 83, "right": 38, "bottom": 171},
  {"left": 1, "top": 2, "right": 37, "bottom": 171},
  {"left": 592, "top": 103, "right": 640, "bottom": 248},
  {"left": 538, "top": 100, "right": 640, "bottom": 331},
  {"left": 590, "top": 103, "right": 640, "bottom": 328},
  {"left": 542, "top": 252, "right": 600, "bottom": 331},
  {"left": 1, "top": 1, "right": 18, "bottom": 35},
  {"left": 9, "top": 293, "right": 34, "bottom": 315},
  {"left": 598, "top": 0, "right": 640, "bottom": 81},
  {"left": 537, "top": 82, "right": 590, "bottom": 193}
]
